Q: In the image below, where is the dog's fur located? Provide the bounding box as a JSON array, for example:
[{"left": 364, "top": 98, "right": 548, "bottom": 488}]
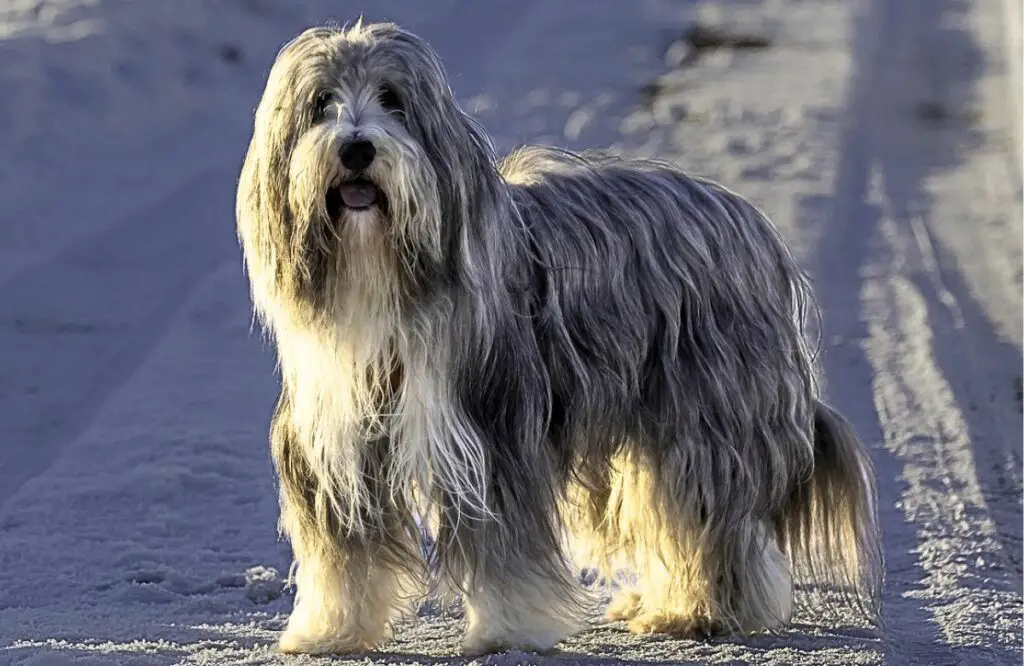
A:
[{"left": 236, "top": 20, "right": 883, "bottom": 656}]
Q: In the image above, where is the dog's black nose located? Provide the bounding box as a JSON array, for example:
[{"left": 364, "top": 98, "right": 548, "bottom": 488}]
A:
[{"left": 339, "top": 139, "right": 376, "bottom": 171}]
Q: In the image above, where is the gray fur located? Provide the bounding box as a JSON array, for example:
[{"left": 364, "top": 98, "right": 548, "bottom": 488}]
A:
[{"left": 236, "top": 20, "right": 883, "bottom": 656}]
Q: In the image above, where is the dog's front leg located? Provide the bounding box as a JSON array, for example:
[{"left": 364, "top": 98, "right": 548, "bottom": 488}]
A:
[
  {"left": 433, "top": 458, "right": 589, "bottom": 656},
  {"left": 270, "top": 391, "right": 423, "bottom": 655}
]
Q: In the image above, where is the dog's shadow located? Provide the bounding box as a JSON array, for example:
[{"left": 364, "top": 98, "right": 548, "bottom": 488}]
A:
[
  {"left": 180, "top": 598, "right": 879, "bottom": 665},
  {"left": 543, "top": 619, "right": 880, "bottom": 666}
]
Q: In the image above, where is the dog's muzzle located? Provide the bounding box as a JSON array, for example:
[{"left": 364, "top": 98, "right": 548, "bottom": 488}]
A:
[{"left": 326, "top": 138, "right": 385, "bottom": 218}]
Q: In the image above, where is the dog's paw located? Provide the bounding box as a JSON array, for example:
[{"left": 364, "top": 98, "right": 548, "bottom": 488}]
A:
[
  {"left": 278, "top": 629, "right": 374, "bottom": 655},
  {"left": 461, "top": 633, "right": 557, "bottom": 658},
  {"left": 605, "top": 589, "right": 643, "bottom": 621},
  {"left": 461, "top": 619, "right": 574, "bottom": 657},
  {"left": 626, "top": 610, "right": 724, "bottom": 639}
]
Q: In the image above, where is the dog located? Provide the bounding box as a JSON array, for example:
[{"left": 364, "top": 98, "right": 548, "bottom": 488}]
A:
[{"left": 235, "top": 20, "right": 883, "bottom": 656}]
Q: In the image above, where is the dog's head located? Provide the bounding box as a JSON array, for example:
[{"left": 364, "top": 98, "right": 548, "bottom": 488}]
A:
[{"left": 237, "top": 21, "right": 498, "bottom": 323}]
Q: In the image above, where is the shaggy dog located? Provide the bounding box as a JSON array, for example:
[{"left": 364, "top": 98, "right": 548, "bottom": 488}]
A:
[{"left": 235, "top": 20, "right": 882, "bottom": 656}]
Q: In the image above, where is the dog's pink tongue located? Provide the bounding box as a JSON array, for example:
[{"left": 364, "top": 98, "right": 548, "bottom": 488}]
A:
[{"left": 338, "top": 182, "right": 378, "bottom": 208}]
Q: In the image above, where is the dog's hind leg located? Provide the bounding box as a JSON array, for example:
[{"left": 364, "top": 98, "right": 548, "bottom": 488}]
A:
[
  {"left": 627, "top": 518, "right": 793, "bottom": 637},
  {"left": 271, "top": 391, "right": 423, "bottom": 655},
  {"left": 600, "top": 452, "right": 793, "bottom": 637},
  {"left": 560, "top": 455, "right": 650, "bottom": 623},
  {"left": 590, "top": 453, "right": 712, "bottom": 630}
]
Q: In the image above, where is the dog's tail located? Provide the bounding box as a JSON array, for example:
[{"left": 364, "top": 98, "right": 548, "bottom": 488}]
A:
[{"left": 778, "top": 400, "right": 883, "bottom": 624}]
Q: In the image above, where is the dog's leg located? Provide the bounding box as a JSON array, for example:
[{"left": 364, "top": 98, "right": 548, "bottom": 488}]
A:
[
  {"left": 271, "top": 392, "right": 422, "bottom": 655},
  {"left": 723, "top": 522, "right": 794, "bottom": 633},
  {"left": 435, "top": 477, "right": 588, "bottom": 656},
  {"left": 561, "top": 465, "right": 646, "bottom": 623},
  {"left": 279, "top": 531, "right": 415, "bottom": 654},
  {"left": 607, "top": 454, "right": 792, "bottom": 636},
  {"left": 460, "top": 568, "right": 583, "bottom": 657},
  {"left": 627, "top": 520, "right": 793, "bottom": 637}
]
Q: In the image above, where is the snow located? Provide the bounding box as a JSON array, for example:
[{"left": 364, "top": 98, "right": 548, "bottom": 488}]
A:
[{"left": 0, "top": 0, "right": 1020, "bottom": 664}]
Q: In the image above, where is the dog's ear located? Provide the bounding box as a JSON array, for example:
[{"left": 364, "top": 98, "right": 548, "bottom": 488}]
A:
[
  {"left": 236, "top": 89, "right": 304, "bottom": 318},
  {"left": 237, "top": 29, "right": 336, "bottom": 316},
  {"left": 408, "top": 72, "right": 503, "bottom": 256}
]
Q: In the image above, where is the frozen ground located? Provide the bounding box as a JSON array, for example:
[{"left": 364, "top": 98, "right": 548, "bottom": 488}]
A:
[{"left": 0, "top": 0, "right": 1021, "bottom": 664}]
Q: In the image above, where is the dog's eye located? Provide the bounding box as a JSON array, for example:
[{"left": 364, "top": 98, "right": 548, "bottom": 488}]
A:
[
  {"left": 378, "top": 85, "right": 403, "bottom": 113},
  {"left": 313, "top": 90, "right": 336, "bottom": 120}
]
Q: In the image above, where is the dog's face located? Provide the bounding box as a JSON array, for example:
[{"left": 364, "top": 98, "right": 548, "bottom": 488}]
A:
[{"left": 237, "top": 22, "right": 496, "bottom": 320}]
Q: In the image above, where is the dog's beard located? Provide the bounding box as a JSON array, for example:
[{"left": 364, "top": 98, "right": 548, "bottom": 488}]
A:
[{"left": 271, "top": 111, "right": 464, "bottom": 529}]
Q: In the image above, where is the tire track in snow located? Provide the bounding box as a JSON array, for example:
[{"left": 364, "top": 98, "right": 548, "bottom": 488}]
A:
[
  {"left": 0, "top": 169, "right": 240, "bottom": 510},
  {"left": 906, "top": 216, "right": 1023, "bottom": 578},
  {"left": 813, "top": 0, "right": 1023, "bottom": 662},
  {"left": 862, "top": 217, "right": 1022, "bottom": 664}
]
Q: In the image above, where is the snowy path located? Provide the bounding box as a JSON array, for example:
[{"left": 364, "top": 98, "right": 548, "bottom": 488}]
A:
[
  {"left": 817, "top": 2, "right": 1023, "bottom": 662},
  {"left": 0, "top": 0, "right": 1020, "bottom": 665}
]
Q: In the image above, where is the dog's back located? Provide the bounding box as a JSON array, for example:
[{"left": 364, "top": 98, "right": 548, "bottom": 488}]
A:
[{"left": 500, "top": 144, "right": 817, "bottom": 483}]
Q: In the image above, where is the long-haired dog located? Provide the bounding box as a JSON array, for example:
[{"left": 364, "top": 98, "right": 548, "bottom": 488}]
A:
[{"left": 236, "top": 20, "right": 883, "bottom": 657}]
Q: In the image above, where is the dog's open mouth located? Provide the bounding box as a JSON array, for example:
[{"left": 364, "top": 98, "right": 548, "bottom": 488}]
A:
[{"left": 326, "top": 178, "right": 383, "bottom": 219}]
